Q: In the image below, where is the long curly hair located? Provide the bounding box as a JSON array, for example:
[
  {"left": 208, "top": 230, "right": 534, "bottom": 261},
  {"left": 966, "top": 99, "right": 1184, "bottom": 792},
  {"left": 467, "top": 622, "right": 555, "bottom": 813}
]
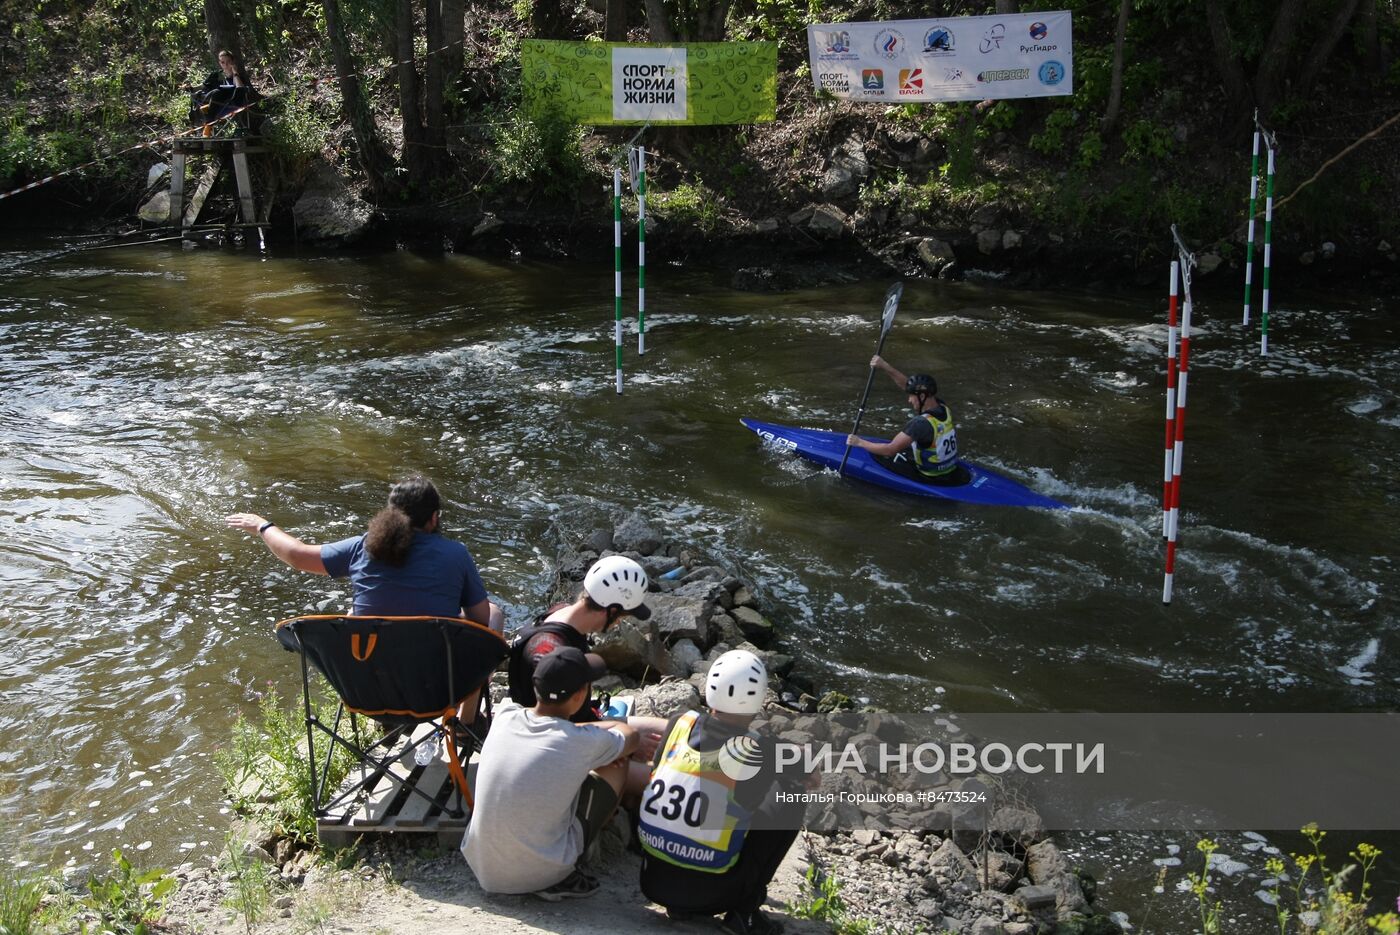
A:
[{"left": 364, "top": 475, "right": 440, "bottom": 565}]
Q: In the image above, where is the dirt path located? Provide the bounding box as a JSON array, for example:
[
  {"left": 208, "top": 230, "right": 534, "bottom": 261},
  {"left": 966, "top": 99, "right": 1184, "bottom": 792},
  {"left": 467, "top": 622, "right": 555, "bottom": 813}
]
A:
[{"left": 169, "top": 837, "right": 834, "bottom": 935}]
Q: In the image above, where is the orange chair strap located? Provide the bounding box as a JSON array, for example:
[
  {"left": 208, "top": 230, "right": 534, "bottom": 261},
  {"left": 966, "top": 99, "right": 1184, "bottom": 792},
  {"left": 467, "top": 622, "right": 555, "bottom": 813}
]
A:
[{"left": 350, "top": 633, "right": 378, "bottom": 661}]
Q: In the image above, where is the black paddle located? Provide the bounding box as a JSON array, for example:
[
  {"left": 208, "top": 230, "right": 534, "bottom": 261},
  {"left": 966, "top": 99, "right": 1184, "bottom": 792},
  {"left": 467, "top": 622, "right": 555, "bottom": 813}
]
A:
[{"left": 839, "top": 282, "right": 903, "bottom": 475}]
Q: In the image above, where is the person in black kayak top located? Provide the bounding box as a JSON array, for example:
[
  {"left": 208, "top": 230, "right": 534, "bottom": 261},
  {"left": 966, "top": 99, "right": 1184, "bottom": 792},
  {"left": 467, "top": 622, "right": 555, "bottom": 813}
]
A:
[{"left": 846, "top": 354, "right": 969, "bottom": 486}]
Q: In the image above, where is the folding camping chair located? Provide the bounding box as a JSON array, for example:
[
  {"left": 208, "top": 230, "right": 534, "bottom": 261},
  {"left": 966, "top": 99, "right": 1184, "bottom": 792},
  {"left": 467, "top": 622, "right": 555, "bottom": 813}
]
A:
[{"left": 274, "top": 615, "right": 508, "bottom": 839}]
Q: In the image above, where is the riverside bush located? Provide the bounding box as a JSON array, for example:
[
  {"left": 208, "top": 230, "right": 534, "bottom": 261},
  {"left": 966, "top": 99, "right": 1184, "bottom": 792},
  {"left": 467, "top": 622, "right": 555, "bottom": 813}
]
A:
[
  {"left": 1185, "top": 829, "right": 1400, "bottom": 935},
  {"left": 79, "top": 848, "right": 174, "bottom": 935}
]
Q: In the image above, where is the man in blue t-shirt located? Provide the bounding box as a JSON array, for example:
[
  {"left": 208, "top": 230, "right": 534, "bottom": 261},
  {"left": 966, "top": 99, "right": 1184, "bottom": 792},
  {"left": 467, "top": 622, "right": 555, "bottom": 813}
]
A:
[{"left": 226, "top": 475, "right": 503, "bottom": 632}]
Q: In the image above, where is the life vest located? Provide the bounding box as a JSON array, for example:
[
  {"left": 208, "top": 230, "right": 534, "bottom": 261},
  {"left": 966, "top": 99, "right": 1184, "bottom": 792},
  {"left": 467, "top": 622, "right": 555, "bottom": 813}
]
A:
[
  {"left": 638, "top": 710, "right": 756, "bottom": 873},
  {"left": 911, "top": 405, "right": 957, "bottom": 477},
  {"left": 506, "top": 617, "right": 590, "bottom": 706}
]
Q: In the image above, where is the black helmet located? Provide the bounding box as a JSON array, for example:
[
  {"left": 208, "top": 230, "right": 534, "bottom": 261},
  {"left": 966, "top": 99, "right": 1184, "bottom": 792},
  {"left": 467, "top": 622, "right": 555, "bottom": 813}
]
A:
[{"left": 905, "top": 374, "right": 937, "bottom": 397}]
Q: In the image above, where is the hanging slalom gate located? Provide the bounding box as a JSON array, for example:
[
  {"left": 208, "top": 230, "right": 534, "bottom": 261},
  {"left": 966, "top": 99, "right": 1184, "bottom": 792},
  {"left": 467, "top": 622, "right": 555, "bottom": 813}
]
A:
[
  {"left": 1241, "top": 119, "right": 1278, "bottom": 355},
  {"left": 612, "top": 145, "right": 652, "bottom": 393},
  {"left": 1162, "top": 260, "right": 1179, "bottom": 539},
  {"left": 1163, "top": 226, "right": 1197, "bottom": 605}
]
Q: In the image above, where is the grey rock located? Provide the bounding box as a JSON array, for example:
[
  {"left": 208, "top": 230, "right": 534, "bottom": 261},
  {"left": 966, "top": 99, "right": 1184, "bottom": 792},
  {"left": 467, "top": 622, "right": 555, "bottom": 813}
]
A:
[
  {"left": 1012, "top": 884, "right": 1057, "bottom": 910},
  {"left": 977, "top": 229, "right": 1002, "bottom": 255},
  {"left": 929, "top": 838, "right": 978, "bottom": 889},
  {"left": 914, "top": 138, "right": 936, "bottom": 164},
  {"left": 730, "top": 606, "right": 775, "bottom": 645},
  {"left": 916, "top": 899, "right": 943, "bottom": 922},
  {"left": 681, "top": 565, "right": 726, "bottom": 584},
  {"left": 809, "top": 204, "right": 849, "bottom": 235},
  {"left": 593, "top": 616, "right": 673, "bottom": 679},
  {"left": 292, "top": 162, "right": 372, "bottom": 243},
  {"left": 971, "top": 916, "right": 1006, "bottom": 935},
  {"left": 991, "top": 806, "right": 1044, "bottom": 849},
  {"left": 755, "top": 218, "right": 779, "bottom": 233},
  {"left": 613, "top": 513, "right": 663, "bottom": 555},
  {"left": 975, "top": 850, "right": 1023, "bottom": 893},
  {"left": 1321, "top": 241, "right": 1337, "bottom": 259},
  {"left": 1300, "top": 250, "right": 1316, "bottom": 265},
  {"left": 712, "top": 612, "right": 743, "bottom": 645},
  {"left": 669, "top": 638, "right": 703, "bottom": 675},
  {"left": 652, "top": 580, "right": 723, "bottom": 646},
  {"left": 629, "top": 679, "right": 701, "bottom": 719},
  {"left": 472, "top": 213, "right": 503, "bottom": 238},
  {"left": 821, "top": 165, "right": 857, "bottom": 199},
  {"left": 583, "top": 527, "right": 614, "bottom": 554},
  {"left": 763, "top": 652, "right": 795, "bottom": 678},
  {"left": 1001, "top": 230, "right": 1023, "bottom": 251},
  {"left": 1197, "top": 251, "right": 1224, "bottom": 275},
  {"left": 918, "top": 238, "right": 957, "bottom": 274},
  {"left": 787, "top": 206, "right": 815, "bottom": 226},
  {"left": 732, "top": 585, "right": 755, "bottom": 607},
  {"left": 972, "top": 204, "right": 999, "bottom": 226},
  {"left": 1026, "top": 841, "right": 1089, "bottom": 916}
]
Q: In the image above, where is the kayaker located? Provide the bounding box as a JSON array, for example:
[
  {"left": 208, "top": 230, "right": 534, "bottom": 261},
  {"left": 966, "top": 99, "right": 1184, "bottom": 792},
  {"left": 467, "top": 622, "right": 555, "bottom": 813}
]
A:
[
  {"left": 846, "top": 354, "right": 970, "bottom": 486},
  {"left": 638, "top": 650, "right": 806, "bottom": 935},
  {"left": 226, "top": 475, "right": 504, "bottom": 632}
]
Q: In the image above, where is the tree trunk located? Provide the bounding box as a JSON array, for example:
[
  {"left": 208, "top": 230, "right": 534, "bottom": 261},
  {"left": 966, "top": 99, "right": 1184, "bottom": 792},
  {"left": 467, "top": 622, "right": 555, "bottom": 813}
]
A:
[
  {"left": 1101, "top": 0, "right": 1130, "bottom": 134},
  {"left": 700, "top": 0, "right": 730, "bottom": 42},
  {"left": 1357, "top": 0, "right": 1383, "bottom": 80},
  {"left": 396, "top": 0, "right": 429, "bottom": 187},
  {"left": 1252, "top": 0, "right": 1308, "bottom": 118},
  {"left": 531, "top": 0, "right": 569, "bottom": 39},
  {"left": 203, "top": 0, "right": 242, "bottom": 59},
  {"left": 1204, "top": 0, "right": 1250, "bottom": 111},
  {"left": 424, "top": 0, "right": 446, "bottom": 172},
  {"left": 1297, "top": 0, "right": 1361, "bottom": 93},
  {"left": 604, "top": 0, "right": 628, "bottom": 41},
  {"left": 994, "top": 0, "right": 1019, "bottom": 12},
  {"left": 442, "top": 0, "right": 465, "bottom": 84},
  {"left": 642, "top": 0, "right": 675, "bottom": 42},
  {"left": 322, "top": 0, "right": 397, "bottom": 198}
]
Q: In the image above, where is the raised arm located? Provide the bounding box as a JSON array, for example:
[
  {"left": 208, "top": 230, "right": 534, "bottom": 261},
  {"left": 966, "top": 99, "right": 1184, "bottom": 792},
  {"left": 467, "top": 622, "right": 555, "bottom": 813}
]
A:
[
  {"left": 871, "top": 354, "right": 908, "bottom": 391},
  {"left": 226, "top": 512, "right": 328, "bottom": 575}
]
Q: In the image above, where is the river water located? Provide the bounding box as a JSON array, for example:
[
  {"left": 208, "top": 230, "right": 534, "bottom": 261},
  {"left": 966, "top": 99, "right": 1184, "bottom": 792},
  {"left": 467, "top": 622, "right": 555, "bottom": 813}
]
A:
[{"left": 0, "top": 238, "right": 1395, "bottom": 918}]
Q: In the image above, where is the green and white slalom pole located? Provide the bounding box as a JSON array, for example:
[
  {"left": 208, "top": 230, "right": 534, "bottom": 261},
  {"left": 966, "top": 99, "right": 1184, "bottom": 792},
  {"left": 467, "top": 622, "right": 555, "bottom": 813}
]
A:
[
  {"left": 613, "top": 167, "right": 623, "bottom": 394},
  {"left": 636, "top": 146, "right": 648, "bottom": 355},
  {"left": 1242, "top": 113, "right": 1261, "bottom": 327},
  {"left": 1260, "top": 131, "right": 1277, "bottom": 356}
]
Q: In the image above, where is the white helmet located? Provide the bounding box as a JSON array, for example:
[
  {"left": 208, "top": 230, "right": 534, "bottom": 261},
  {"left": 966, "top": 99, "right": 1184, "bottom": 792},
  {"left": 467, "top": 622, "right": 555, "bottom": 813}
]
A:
[
  {"left": 584, "top": 555, "right": 652, "bottom": 619},
  {"left": 706, "top": 650, "right": 767, "bottom": 715}
]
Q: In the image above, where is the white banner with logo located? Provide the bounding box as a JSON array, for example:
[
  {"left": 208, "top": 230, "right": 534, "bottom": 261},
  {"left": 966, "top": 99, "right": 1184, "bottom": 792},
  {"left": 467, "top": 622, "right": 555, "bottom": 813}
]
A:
[{"left": 807, "top": 11, "right": 1072, "bottom": 103}]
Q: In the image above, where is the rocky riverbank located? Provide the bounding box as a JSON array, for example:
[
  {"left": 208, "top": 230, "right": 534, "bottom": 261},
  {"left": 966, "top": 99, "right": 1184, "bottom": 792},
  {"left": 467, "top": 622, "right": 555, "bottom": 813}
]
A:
[{"left": 153, "top": 510, "right": 1115, "bottom": 934}]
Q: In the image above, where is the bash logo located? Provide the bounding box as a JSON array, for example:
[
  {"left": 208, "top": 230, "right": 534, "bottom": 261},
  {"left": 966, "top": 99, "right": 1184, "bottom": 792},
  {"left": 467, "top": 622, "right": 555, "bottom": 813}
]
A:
[{"left": 898, "top": 68, "right": 924, "bottom": 95}]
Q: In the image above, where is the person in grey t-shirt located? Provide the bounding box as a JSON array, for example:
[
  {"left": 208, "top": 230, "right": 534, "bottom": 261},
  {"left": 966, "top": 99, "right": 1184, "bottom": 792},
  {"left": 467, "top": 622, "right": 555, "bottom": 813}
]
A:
[{"left": 462, "top": 648, "right": 638, "bottom": 899}]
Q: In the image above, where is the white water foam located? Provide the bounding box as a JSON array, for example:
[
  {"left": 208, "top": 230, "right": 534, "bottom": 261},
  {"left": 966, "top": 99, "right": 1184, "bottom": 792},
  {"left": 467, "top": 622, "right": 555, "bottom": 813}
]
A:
[{"left": 1336, "top": 638, "right": 1380, "bottom": 684}]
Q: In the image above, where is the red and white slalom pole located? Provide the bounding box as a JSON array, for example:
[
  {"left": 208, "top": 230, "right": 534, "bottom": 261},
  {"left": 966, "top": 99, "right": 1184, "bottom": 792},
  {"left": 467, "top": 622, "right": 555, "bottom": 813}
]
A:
[
  {"left": 1164, "top": 228, "right": 1196, "bottom": 605},
  {"left": 1162, "top": 260, "right": 1179, "bottom": 538}
]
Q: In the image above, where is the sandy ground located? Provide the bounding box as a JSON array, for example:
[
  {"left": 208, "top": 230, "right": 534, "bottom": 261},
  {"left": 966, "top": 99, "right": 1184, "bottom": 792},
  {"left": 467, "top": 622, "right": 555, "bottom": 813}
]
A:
[{"left": 168, "top": 834, "right": 836, "bottom": 935}]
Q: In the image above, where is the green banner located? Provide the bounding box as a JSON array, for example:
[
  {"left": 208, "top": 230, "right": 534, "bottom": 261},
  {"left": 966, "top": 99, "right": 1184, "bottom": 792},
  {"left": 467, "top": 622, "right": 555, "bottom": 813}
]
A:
[{"left": 521, "top": 40, "right": 777, "bottom": 126}]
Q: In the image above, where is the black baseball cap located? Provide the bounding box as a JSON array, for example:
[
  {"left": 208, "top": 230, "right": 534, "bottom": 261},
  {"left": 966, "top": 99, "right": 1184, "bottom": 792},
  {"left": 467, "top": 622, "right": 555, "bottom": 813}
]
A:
[{"left": 533, "top": 647, "right": 608, "bottom": 703}]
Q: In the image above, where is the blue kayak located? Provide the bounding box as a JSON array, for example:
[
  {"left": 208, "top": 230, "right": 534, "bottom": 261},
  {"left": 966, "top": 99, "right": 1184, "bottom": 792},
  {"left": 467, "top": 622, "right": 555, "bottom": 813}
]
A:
[{"left": 741, "top": 417, "right": 1068, "bottom": 510}]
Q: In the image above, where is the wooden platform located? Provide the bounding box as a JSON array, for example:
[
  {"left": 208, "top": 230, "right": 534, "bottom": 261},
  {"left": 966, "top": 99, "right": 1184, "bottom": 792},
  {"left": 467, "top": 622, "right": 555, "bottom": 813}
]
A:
[
  {"left": 171, "top": 136, "right": 268, "bottom": 155},
  {"left": 316, "top": 724, "right": 477, "bottom": 849}
]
